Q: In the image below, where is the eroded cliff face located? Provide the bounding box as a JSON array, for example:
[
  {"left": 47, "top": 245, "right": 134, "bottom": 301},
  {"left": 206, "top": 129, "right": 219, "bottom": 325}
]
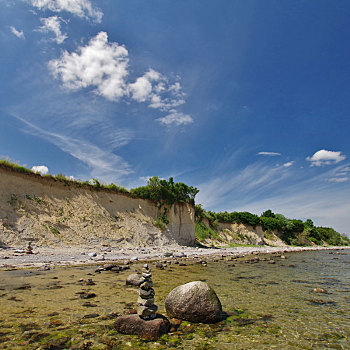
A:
[
  {"left": 0, "top": 168, "right": 195, "bottom": 248},
  {"left": 200, "top": 220, "right": 286, "bottom": 247}
]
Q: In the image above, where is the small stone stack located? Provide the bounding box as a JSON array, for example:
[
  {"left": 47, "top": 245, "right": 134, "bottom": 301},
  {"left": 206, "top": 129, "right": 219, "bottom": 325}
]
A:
[
  {"left": 25, "top": 241, "right": 33, "bottom": 254},
  {"left": 137, "top": 264, "right": 158, "bottom": 320}
]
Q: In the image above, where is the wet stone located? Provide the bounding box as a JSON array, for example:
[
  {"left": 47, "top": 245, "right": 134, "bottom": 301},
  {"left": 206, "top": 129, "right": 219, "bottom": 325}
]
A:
[{"left": 137, "top": 265, "right": 158, "bottom": 320}]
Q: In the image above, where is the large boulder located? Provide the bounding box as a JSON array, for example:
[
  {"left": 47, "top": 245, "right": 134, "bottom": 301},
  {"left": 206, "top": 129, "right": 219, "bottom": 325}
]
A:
[
  {"left": 165, "top": 281, "right": 223, "bottom": 323},
  {"left": 114, "top": 314, "right": 170, "bottom": 340}
]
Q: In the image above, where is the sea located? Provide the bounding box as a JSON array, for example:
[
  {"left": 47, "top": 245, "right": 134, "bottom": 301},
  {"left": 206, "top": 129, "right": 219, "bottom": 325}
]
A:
[{"left": 0, "top": 249, "right": 349, "bottom": 349}]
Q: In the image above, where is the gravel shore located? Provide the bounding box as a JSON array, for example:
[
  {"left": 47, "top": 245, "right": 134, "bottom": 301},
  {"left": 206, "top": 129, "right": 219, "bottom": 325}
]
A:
[{"left": 1, "top": 244, "right": 349, "bottom": 269}]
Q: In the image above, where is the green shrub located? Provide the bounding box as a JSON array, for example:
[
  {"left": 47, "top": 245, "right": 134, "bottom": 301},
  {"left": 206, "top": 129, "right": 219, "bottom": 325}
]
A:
[
  {"left": 260, "top": 217, "right": 282, "bottom": 232},
  {"left": 131, "top": 176, "right": 199, "bottom": 205},
  {"left": 213, "top": 211, "right": 260, "bottom": 227}
]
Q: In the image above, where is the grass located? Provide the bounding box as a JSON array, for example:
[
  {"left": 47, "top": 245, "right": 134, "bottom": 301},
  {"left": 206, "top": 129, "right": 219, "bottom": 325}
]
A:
[
  {"left": 0, "top": 160, "right": 130, "bottom": 196},
  {"left": 195, "top": 222, "right": 223, "bottom": 242}
]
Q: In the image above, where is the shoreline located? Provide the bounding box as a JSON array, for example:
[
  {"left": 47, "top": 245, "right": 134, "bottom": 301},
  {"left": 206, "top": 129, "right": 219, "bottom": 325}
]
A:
[{"left": 0, "top": 244, "right": 349, "bottom": 269}]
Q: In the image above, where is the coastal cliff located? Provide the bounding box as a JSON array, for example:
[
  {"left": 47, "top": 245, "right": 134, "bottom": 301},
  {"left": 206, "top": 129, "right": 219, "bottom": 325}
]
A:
[{"left": 0, "top": 167, "right": 195, "bottom": 248}]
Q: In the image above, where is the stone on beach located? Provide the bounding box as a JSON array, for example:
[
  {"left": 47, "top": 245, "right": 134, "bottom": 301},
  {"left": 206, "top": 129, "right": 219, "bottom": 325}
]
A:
[
  {"left": 165, "top": 281, "right": 223, "bottom": 323},
  {"left": 114, "top": 314, "right": 170, "bottom": 340},
  {"left": 126, "top": 273, "right": 143, "bottom": 286}
]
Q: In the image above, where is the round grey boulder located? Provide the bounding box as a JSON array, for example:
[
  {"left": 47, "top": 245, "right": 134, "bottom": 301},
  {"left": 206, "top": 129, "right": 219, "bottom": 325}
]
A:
[{"left": 165, "top": 281, "right": 223, "bottom": 323}]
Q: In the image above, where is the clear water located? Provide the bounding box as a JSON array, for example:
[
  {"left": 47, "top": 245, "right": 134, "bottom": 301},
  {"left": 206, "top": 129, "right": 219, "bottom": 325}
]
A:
[{"left": 0, "top": 250, "right": 349, "bottom": 349}]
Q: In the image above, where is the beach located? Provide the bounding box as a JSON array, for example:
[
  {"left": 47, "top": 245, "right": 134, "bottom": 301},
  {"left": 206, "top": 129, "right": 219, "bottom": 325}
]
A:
[{"left": 1, "top": 244, "right": 349, "bottom": 269}]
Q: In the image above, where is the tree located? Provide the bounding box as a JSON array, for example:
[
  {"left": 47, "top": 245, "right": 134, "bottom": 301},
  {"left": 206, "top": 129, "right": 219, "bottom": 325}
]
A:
[{"left": 261, "top": 209, "right": 275, "bottom": 218}]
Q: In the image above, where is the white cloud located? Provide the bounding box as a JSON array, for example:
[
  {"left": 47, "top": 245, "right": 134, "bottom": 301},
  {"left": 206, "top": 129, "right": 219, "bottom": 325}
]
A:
[
  {"left": 156, "top": 112, "right": 193, "bottom": 126},
  {"left": 48, "top": 32, "right": 192, "bottom": 126},
  {"left": 283, "top": 161, "right": 294, "bottom": 167},
  {"left": 306, "top": 149, "right": 346, "bottom": 166},
  {"left": 30, "top": 0, "right": 103, "bottom": 22},
  {"left": 129, "top": 69, "right": 186, "bottom": 111},
  {"left": 37, "top": 16, "right": 67, "bottom": 44},
  {"left": 329, "top": 177, "right": 348, "bottom": 183},
  {"left": 31, "top": 165, "right": 49, "bottom": 174},
  {"left": 10, "top": 26, "right": 25, "bottom": 39},
  {"left": 257, "top": 151, "right": 281, "bottom": 156},
  {"left": 49, "top": 31, "right": 129, "bottom": 101},
  {"left": 128, "top": 71, "right": 155, "bottom": 102}
]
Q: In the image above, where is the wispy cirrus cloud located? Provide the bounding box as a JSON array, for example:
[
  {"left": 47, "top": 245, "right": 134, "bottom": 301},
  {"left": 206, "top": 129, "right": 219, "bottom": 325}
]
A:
[
  {"left": 236, "top": 178, "right": 350, "bottom": 234},
  {"left": 12, "top": 113, "right": 133, "bottom": 183},
  {"left": 327, "top": 165, "right": 350, "bottom": 183},
  {"left": 29, "top": 0, "right": 103, "bottom": 22},
  {"left": 257, "top": 151, "right": 281, "bottom": 156},
  {"left": 306, "top": 149, "right": 346, "bottom": 166},
  {"left": 36, "top": 16, "right": 67, "bottom": 44},
  {"left": 10, "top": 26, "right": 25, "bottom": 39},
  {"left": 196, "top": 162, "right": 293, "bottom": 210},
  {"left": 196, "top": 160, "right": 350, "bottom": 234},
  {"left": 283, "top": 161, "right": 294, "bottom": 167}
]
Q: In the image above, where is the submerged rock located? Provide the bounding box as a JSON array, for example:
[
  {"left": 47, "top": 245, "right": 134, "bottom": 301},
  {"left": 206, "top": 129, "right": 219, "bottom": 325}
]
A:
[
  {"left": 165, "top": 281, "right": 223, "bottom": 323},
  {"left": 114, "top": 314, "right": 170, "bottom": 340}
]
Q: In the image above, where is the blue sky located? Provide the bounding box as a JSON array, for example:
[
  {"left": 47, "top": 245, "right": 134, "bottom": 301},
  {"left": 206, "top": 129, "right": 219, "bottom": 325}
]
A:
[{"left": 1, "top": 0, "right": 350, "bottom": 234}]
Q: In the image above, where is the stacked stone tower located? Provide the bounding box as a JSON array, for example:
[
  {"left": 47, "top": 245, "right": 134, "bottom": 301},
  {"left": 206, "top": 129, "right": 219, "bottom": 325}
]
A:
[{"left": 137, "top": 264, "right": 158, "bottom": 319}]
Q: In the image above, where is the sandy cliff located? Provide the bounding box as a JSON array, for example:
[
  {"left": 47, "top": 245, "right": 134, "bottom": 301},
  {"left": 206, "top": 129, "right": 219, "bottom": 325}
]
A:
[{"left": 0, "top": 167, "right": 195, "bottom": 248}]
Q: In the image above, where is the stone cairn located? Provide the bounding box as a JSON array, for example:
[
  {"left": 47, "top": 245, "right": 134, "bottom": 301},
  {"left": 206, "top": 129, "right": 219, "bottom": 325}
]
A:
[
  {"left": 137, "top": 264, "right": 158, "bottom": 320},
  {"left": 25, "top": 241, "right": 33, "bottom": 254}
]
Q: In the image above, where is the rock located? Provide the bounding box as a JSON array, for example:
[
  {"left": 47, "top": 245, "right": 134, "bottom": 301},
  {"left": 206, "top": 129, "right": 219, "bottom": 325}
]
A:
[
  {"left": 82, "top": 313, "right": 100, "bottom": 319},
  {"left": 139, "top": 288, "right": 155, "bottom": 299},
  {"left": 313, "top": 288, "right": 328, "bottom": 293},
  {"left": 163, "top": 251, "right": 173, "bottom": 257},
  {"left": 79, "top": 292, "right": 96, "bottom": 299},
  {"left": 173, "top": 252, "right": 186, "bottom": 258},
  {"left": 165, "top": 281, "right": 223, "bottom": 323},
  {"left": 103, "top": 264, "right": 118, "bottom": 271},
  {"left": 94, "top": 254, "right": 105, "bottom": 261},
  {"left": 170, "top": 318, "right": 182, "bottom": 332},
  {"left": 114, "top": 314, "right": 170, "bottom": 340},
  {"left": 138, "top": 305, "right": 158, "bottom": 318},
  {"left": 155, "top": 262, "right": 165, "bottom": 270},
  {"left": 138, "top": 297, "right": 155, "bottom": 306},
  {"left": 126, "top": 273, "right": 143, "bottom": 286},
  {"left": 88, "top": 252, "right": 97, "bottom": 258}
]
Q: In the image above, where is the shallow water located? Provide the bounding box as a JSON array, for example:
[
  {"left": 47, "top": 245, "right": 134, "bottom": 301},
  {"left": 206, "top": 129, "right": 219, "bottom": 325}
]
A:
[{"left": 0, "top": 250, "right": 349, "bottom": 349}]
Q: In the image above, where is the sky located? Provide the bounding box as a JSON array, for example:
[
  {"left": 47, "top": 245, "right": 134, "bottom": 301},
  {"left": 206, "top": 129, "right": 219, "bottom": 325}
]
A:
[{"left": 1, "top": 0, "right": 350, "bottom": 234}]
